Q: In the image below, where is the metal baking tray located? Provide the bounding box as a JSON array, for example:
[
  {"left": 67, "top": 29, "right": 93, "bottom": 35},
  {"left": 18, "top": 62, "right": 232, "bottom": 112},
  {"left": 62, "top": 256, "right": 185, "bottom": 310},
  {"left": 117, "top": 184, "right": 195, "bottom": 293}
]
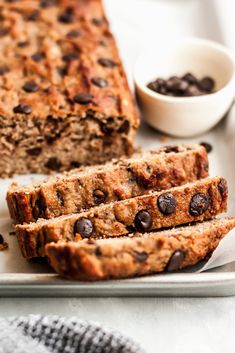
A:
[{"left": 1, "top": 0, "right": 235, "bottom": 297}]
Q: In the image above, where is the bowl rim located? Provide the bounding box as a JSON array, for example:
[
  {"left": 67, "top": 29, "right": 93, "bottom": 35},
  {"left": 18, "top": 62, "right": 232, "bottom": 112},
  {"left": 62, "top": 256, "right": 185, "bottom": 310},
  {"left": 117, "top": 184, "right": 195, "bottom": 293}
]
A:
[{"left": 134, "top": 37, "right": 235, "bottom": 104}]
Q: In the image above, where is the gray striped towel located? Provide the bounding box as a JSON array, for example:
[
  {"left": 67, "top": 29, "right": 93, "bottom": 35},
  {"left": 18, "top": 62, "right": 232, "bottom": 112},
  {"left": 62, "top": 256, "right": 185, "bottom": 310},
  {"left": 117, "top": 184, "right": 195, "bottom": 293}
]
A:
[{"left": 0, "top": 315, "right": 144, "bottom": 353}]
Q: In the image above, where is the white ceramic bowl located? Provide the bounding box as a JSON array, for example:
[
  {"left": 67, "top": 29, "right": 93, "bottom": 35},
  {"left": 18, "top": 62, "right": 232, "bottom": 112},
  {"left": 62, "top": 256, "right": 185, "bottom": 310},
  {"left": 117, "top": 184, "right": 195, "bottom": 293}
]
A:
[{"left": 134, "top": 38, "right": 235, "bottom": 137}]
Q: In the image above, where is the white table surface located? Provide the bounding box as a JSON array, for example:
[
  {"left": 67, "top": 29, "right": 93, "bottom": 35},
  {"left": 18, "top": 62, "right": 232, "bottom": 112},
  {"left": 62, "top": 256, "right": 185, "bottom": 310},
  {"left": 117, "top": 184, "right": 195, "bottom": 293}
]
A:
[
  {"left": 0, "top": 297, "right": 235, "bottom": 353},
  {"left": 1, "top": 1, "right": 235, "bottom": 353}
]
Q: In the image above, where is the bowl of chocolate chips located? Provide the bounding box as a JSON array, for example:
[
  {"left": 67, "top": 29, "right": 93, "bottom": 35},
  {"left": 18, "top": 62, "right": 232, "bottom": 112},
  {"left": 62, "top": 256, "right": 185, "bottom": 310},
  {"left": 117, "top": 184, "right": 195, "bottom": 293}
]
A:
[{"left": 135, "top": 38, "right": 235, "bottom": 137}]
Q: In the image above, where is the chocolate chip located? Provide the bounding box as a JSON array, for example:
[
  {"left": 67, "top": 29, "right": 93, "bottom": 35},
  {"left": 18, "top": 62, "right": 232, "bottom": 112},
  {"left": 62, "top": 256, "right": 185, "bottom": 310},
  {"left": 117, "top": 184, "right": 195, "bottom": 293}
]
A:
[
  {"left": 166, "top": 77, "right": 189, "bottom": 93},
  {"left": 126, "top": 225, "right": 136, "bottom": 233},
  {"left": 56, "top": 190, "right": 64, "bottom": 207},
  {"left": 134, "top": 210, "right": 152, "bottom": 232},
  {"left": 58, "top": 7, "right": 75, "bottom": 24},
  {"left": 200, "top": 142, "right": 212, "bottom": 153},
  {"left": 62, "top": 52, "right": 79, "bottom": 62},
  {"left": 74, "top": 218, "right": 93, "bottom": 238},
  {"left": 92, "top": 18, "right": 103, "bottom": 26},
  {"left": 0, "top": 28, "right": 9, "bottom": 37},
  {"left": 31, "top": 52, "right": 44, "bottom": 62},
  {"left": 166, "top": 250, "right": 185, "bottom": 272},
  {"left": 0, "top": 65, "right": 9, "bottom": 75},
  {"left": 147, "top": 79, "right": 166, "bottom": 93},
  {"left": 93, "top": 189, "right": 106, "bottom": 205},
  {"left": 218, "top": 179, "right": 228, "bottom": 200},
  {"left": 182, "top": 73, "right": 197, "bottom": 84},
  {"left": 189, "top": 193, "right": 210, "bottom": 216},
  {"left": 66, "top": 30, "right": 81, "bottom": 38},
  {"left": 164, "top": 145, "right": 179, "bottom": 153},
  {"left": 97, "top": 58, "right": 117, "bottom": 68},
  {"left": 26, "top": 147, "right": 42, "bottom": 156},
  {"left": 157, "top": 193, "right": 177, "bottom": 215},
  {"left": 185, "top": 85, "right": 203, "bottom": 97},
  {"left": 134, "top": 251, "right": 148, "bottom": 263},
  {"left": 118, "top": 120, "right": 130, "bottom": 134},
  {"left": 27, "top": 10, "right": 40, "bottom": 21},
  {"left": 40, "top": 0, "right": 57, "bottom": 7},
  {"left": 70, "top": 161, "right": 80, "bottom": 168},
  {"left": 57, "top": 66, "right": 67, "bottom": 77},
  {"left": 45, "top": 157, "right": 62, "bottom": 171},
  {"left": 32, "top": 194, "right": 46, "bottom": 220},
  {"left": 99, "top": 40, "right": 106, "bottom": 47},
  {"left": 101, "top": 117, "right": 115, "bottom": 134},
  {"left": 17, "top": 41, "right": 29, "bottom": 48},
  {"left": 23, "top": 81, "right": 39, "bottom": 93},
  {"left": 95, "top": 246, "right": 102, "bottom": 256},
  {"left": 91, "top": 77, "right": 108, "bottom": 88},
  {"left": 13, "top": 104, "right": 32, "bottom": 115},
  {"left": 147, "top": 81, "right": 159, "bottom": 92},
  {"left": 0, "top": 234, "right": 4, "bottom": 244},
  {"left": 198, "top": 77, "right": 215, "bottom": 92},
  {"left": 73, "top": 93, "right": 93, "bottom": 105}
]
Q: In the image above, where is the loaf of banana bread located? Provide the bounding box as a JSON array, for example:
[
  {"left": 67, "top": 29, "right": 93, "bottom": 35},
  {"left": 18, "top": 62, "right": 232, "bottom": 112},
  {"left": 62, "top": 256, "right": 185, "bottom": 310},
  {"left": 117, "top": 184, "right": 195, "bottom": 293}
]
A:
[
  {"left": 16, "top": 176, "right": 228, "bottom": 258},
  {"left": 0, "top": 0, "right": 138, "bottom": 178},
  {"left": 7, "top": 144, "right": 209, "bottom": 223},
  {"left": 45, "top": 217, "right": 235, "bottom": 280}
]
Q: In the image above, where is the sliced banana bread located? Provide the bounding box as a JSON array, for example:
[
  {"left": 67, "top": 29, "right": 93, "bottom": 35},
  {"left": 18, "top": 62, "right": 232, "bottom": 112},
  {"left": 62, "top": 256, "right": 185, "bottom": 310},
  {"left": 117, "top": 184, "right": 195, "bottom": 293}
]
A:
[
  {"left": 45, "top": 217, "right": 235, "bottom": 280},
  {"left": 7, "top": 144, "right": 209, "bottom": 223},
  {"left": 16, "top": 176, "right": 228, "bottom": 258}
]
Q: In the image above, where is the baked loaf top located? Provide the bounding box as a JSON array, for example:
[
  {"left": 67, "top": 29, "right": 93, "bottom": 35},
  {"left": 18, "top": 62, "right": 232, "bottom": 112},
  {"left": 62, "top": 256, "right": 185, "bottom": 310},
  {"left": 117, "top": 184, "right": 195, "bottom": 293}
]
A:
[
  {"left": 45, "top": 217, "right": 235, "bottom": 280},
  {"left": 0, "top": 0, "right": 137, "bottom": 124},
  {"left": 16, "top": 176, "right": 228, "bottom": 258},
  {"left": 7, "top": 144, "right": 209, "bottom": 223}
]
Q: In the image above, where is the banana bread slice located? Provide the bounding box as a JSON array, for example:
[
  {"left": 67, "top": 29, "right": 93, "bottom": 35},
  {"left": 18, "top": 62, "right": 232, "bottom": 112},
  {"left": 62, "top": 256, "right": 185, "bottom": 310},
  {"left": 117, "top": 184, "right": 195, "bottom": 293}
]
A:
[
  {"left": 7, "top": 144, "right": 209, "bottom": 224},
  {"left": 16, "top": 176, "right": 228, "bottom": 258},
  {"left": 45, "top": 217, "right": 235, "bottom": 280},
  {"left": 0, "top": 0, "right": 138, "bottom": 178}
]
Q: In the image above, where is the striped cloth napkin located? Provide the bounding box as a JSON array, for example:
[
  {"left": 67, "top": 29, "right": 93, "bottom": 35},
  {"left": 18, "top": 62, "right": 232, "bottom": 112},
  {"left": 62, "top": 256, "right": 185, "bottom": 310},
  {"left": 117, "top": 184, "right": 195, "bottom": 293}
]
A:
[{"left": 0, "top": 315, "right": 144, "bottom": 353}]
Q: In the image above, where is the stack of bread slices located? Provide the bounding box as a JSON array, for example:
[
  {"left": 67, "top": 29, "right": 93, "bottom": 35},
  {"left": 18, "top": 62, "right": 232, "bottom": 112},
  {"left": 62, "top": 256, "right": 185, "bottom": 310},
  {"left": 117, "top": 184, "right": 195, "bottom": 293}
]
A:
[{"left": 7, "top": 144, "right": 235, "bottom": 280}]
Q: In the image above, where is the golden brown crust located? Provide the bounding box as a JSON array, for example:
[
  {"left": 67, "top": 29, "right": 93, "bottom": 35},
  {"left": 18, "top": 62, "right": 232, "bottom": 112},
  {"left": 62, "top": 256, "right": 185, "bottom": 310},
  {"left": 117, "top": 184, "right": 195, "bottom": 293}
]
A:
[
  {"left": 7, "top": 144, "right": 209, "bottom": 223},
  {"left": 16, "top": 176, "right": 228, "bottom": 258},
  {"left": 0, "top": 0, "right": 138, "bottom": 177},
  {"left": 45, "top": 217, "right": 235, "bottom": 280}
]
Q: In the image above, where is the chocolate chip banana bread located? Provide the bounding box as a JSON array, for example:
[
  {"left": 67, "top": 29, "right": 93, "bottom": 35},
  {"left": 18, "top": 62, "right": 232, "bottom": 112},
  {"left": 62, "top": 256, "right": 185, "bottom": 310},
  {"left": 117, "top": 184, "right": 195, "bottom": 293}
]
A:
[
  {"left": 45, "top": 217, "right": 235, "bottom": 280},
  {"left": 0, "top": 0, "right": 138, "bottom": 178},
  {"left": 16, "top": 176, "right": 228, "bottom": 258},
  {"left": 7, "top": 144, "right": 209, "bottom": 223}
]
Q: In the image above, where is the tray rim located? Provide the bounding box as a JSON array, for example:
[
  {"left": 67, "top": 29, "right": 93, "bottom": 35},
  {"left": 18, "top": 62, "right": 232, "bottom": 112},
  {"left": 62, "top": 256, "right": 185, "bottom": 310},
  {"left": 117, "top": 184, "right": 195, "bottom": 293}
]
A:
[{"left": 1, "top": 271, "right": 235, "bottom": 297}]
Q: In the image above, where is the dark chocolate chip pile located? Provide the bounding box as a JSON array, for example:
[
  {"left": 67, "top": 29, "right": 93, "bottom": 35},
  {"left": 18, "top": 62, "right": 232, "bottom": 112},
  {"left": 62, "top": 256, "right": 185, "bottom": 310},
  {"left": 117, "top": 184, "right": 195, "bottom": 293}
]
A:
[{"left": 147, "top": 73, "right": 215, "bottom": 97}]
